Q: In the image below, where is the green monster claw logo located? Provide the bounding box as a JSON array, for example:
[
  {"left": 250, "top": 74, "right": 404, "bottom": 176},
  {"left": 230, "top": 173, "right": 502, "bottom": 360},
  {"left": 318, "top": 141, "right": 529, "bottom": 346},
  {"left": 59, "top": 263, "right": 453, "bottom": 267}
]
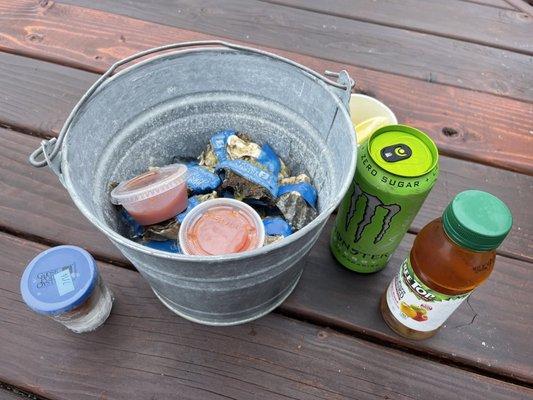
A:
[{"left": 344, "top": 184, "right": 401, "bottom": 244}]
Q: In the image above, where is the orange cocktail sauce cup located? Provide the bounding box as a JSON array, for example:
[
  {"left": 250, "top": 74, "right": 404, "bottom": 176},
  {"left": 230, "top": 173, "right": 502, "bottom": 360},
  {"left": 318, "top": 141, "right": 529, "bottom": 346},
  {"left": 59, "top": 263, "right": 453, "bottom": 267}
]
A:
[
  {"left": 179, "top": 199, "right": 265, "bottom": 256},
  {"left": 110, "top": 164, "right": 188, "bottom": 225}
]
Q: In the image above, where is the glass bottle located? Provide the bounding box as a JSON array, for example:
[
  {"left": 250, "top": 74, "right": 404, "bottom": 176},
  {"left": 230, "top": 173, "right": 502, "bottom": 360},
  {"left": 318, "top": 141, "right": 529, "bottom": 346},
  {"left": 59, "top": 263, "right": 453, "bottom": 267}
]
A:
[{"left": 21, "top": 245, "right": 113, "bottom": 333}]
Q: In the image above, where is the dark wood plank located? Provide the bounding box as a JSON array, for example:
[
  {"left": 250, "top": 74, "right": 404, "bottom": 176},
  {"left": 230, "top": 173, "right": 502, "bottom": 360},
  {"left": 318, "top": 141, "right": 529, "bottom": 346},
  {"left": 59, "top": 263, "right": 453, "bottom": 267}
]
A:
[
  {"left": 2, "top": 128, "right": 532, "bottom": 383},
  {"left": 287, "top": 220, "right": 533, "bottom": 384},
  {"left": 267, "top": 0, "right": 533, "bottom": 54},
  {"left": 1, "top": 232, "right": 531, "bottom": 400},
  {"left": 0, "top": 2, "right": 532, "bottom": 174},
  {"left": 414, "top": 156, "right": 532, "bottom": 261},
  {"left": 58, "top": 0, "right": 533, "bottom": 102},
  {"left": 461, "top": 0, "right": 517, "bottom": 9},
  {"left": 0, "top": 128, "right": 123, "bottom": 262},
  {"left": 0, "top": 51, "right": 96, "bottom": 137},
  {"left": 505, "top": 0, "right": 533, "bottom": 14}
]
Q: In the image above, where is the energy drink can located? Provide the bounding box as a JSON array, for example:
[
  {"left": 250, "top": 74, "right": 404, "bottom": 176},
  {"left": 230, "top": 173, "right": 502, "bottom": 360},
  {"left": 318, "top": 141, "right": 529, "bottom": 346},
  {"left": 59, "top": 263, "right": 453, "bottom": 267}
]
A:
[{"left": 331, "top": 125, "right": 439, "bottom": 273}]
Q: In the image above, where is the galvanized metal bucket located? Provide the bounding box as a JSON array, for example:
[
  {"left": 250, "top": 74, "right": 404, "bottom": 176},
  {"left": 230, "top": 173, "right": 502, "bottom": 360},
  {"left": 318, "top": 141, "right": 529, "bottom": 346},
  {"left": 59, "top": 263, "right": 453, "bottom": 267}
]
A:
[{"left": 29, "top": 41, "right": 357, "bottom": 325}]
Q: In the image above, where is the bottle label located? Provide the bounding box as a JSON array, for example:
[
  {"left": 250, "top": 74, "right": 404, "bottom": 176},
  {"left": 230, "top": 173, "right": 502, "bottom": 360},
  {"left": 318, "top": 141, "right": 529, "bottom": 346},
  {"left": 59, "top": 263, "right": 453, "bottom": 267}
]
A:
[
  {"left": 386, "top": 257, "right": 470, "bottom": 331},
  {"left": 54, "top": 268, "right": 75, "bottom": 296}
]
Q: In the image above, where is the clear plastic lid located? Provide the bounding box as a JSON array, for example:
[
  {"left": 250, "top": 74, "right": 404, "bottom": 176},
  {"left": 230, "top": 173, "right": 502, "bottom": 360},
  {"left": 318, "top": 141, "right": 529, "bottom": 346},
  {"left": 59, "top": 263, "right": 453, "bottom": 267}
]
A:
[
  {"left": 110, "top": 164, "right": 188, "bottom": 205},
  {"left": 179, "top": 198, "right": 265, "bottom": 256}
]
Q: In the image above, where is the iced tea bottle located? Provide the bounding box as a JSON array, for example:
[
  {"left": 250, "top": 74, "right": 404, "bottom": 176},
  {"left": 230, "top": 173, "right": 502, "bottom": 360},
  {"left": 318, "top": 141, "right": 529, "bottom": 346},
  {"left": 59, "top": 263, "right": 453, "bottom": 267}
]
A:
[{"left": 380, "top": 190, "right": 512, "bottom": 339}]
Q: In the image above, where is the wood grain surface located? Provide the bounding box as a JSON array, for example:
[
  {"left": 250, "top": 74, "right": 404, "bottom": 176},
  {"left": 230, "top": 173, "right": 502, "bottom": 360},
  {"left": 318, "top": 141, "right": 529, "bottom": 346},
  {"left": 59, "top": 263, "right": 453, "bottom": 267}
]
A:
[
  {"left": 286, "top": 220, "right": 533, "bottom": 384},
  {"left": 1, "top": 232, "right": 532, "bottom": 400},
  {"left": 0, "top": 128, "right": 123, "bottom": 262},
  {"left": 58, "top": 0, "right": 533, "bottom": 102},
  {"left": 2, "top": 127, "right": 532, "bottom": 383},
  {"left": 266, "top": 0, "right": 533, "bottom": 53},
  {"left": 461, "top": 0, "right": 518, "bottom": 9},
  {"left": 0, "top": 1, "right": 532, "bottom": 174},
  {"left": 0, "top": 51, "right": 96, "bottom": 137},
  {"left": 0, "top": 389, "right": 29, "bottom": 400},
  {"left": 504, "top": 0, "right": 533, "bottom": 14}
]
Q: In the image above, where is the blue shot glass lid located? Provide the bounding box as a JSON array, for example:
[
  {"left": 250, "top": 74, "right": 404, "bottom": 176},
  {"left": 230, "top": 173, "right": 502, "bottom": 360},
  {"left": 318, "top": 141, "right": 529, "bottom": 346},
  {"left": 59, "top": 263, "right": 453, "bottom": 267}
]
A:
[{"left": 20, "top": 246, "right": 98, "bottom": 316}]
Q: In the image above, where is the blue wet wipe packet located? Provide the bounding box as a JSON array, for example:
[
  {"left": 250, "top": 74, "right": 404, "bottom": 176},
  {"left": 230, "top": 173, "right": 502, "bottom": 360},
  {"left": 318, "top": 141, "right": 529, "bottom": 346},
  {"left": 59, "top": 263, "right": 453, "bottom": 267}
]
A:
[
  {"left": 187, "top": 163, "right": 221, "bottom": 194},
  {"left": 212, "top": 132, "right": 282, "bottom": 198},
  {"left": 217, "top": 159, "right": 278, "bottom": 198},
  {"left": 120, "top": 209, "right": 144, "bottom": 238},
  {"left": 211, "top": 129, "right": 236, "bottom": 163},
  {"left": 143, "top": 240, "right": 181, "bottom": 253},
  {"left": 257, "top": 143, "right": 281, "bottom": 178},
  {"left": 176, "top": 196, "right": 201, "bottom": 224},
  {"left": 277, "top": 182, "right": 318, "bottom": 208},
  {"left": 263, "top": 216, "right": 293, "bottom": 237}
]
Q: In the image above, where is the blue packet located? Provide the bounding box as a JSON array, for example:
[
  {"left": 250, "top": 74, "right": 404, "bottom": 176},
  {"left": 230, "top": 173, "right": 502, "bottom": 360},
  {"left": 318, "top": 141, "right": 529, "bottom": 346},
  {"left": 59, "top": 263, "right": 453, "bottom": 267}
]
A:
[
  {"left": 217, "top": 159, "right": 278, "bottom": 198},
  {"left": 120, "top": 208, "right": 144, "bottom": 239},
  {"left": 143, "top": 240, "right": 181, "bottom": 253},
  {"left": 210, "top": 129, "right": 236, "bottom": 163},
  {"left": 263, "top": 216, "right": 293, "bottom": 237},
  {"left": 186, "top": 163, "right": 221, "bottom": 194},
  {"left": 176, "top": 196, "right": 201, "bottom": 224},
  {"left": 277, "top": 182, "right": 318, "bottom": 208},
  {"left": 257, "top": 143, "right": 281, "bottom": 178}
]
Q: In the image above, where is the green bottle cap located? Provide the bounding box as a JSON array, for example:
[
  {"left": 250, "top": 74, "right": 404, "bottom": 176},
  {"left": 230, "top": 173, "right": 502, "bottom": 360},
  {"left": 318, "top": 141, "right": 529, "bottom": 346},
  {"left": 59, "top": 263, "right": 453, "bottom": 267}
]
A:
[
  {"left": 368, "top": 125, "right": 438, "bottom": 177},
  {"left": 442, "top": 190, "right": 513, "bottom": 251}
]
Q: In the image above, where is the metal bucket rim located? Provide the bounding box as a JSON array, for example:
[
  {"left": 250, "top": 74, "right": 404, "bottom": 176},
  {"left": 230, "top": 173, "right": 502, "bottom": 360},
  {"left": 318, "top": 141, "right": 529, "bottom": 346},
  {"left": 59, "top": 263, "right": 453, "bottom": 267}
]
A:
[{"left": 61, "top": 46, "right": 357, "bottom": 262}]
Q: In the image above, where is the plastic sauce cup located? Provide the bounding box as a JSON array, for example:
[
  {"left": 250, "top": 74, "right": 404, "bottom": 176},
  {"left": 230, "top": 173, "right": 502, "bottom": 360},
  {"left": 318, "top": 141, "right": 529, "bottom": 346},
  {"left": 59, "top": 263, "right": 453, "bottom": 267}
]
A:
[
  {"left": 111, "top": 164, "right": 188, "bottom": 225},
  {"left": 179, "top": 198, "right": 265, "bottom": 256},
  {"left": 349, "top": 94, "right": 397, "bottom": 146}
]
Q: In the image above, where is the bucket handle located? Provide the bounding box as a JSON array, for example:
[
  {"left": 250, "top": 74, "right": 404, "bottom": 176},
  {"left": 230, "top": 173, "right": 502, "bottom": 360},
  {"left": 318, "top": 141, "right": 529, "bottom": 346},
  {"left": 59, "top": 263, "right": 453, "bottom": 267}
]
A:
[{"left": 28, "top": 40, "right": 355, "bottom": 171}]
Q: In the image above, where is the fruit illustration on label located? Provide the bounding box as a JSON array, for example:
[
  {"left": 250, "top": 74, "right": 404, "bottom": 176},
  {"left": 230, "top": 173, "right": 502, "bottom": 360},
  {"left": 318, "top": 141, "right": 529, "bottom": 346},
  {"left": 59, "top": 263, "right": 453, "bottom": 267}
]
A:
[{"left": 400, "top": 301, "right": 428, "bottom": 322}]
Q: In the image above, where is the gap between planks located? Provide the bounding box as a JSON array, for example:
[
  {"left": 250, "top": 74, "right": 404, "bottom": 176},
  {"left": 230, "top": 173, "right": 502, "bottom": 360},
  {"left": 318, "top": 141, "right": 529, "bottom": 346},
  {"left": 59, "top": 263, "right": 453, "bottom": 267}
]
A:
[
  {"left": 55, "top": 0, "right": 533, "bottom": 102},
  {"left": 274, "top": 307, "right": 533, "bottom": 390},
  {"left": 258, "top": 0, "right": 533, "bottom": 56},
  {"left": 461, "top": 0, "right": 518, "bottom": 10},
  {"left": 0, "top": 382, "right": 46, "bottom": 400},
  {"left": 504, "top": 0, "right": 533, "bottom": 15}
]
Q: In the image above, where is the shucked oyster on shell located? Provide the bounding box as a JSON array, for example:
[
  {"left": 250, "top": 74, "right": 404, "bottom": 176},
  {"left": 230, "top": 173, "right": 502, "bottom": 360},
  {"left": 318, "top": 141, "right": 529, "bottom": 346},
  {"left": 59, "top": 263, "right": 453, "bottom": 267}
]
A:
[
  {"left": 279, "top": 173, "right": 311, "bottom": 185},
  {"left": 226, "top": 134, "right": 262, "bottom": 160},
  {"left": 143, "top": 218, "right": 180, "bottom": 241},
  {"left": 276, "top": 191, "right": 318, "bottom": 231},
  {"left": 198, "top": 144, "right": 218, "bottom": 171},
  {"left": 220, "top": 170, "right": 271, "bottom": 201},
  {"left": 196, "top": 191, "right": 218, "bottom": 202},
  {"left": 278, "top": 159, "right": 291, "bottom": 180},
  {"left": 264, "top": 235, "right": 284, "bottom": 246}
]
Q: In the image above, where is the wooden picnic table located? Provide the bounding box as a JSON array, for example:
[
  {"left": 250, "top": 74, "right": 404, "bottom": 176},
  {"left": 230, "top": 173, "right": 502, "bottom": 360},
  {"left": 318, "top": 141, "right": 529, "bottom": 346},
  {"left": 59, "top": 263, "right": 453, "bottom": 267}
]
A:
[{"left": 0, "top": 1, "right": 532, "bottom": 399}]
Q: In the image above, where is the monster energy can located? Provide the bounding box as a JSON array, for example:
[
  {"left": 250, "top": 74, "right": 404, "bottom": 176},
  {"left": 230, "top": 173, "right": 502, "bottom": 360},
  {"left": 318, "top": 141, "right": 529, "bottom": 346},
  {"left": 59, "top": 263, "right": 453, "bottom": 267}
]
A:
[{"left": 331, "top": 125, "right": 439, "bottom": 273}]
